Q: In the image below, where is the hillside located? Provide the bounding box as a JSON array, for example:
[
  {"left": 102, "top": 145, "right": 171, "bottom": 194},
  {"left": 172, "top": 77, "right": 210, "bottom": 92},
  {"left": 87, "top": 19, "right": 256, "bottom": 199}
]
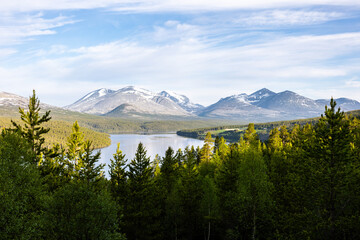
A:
[
  {"left": 0, "top": 117, "right": 111, "bottom": 149},
  {"left": 0, "top": 105, "right": 243, "bottom": 134}
]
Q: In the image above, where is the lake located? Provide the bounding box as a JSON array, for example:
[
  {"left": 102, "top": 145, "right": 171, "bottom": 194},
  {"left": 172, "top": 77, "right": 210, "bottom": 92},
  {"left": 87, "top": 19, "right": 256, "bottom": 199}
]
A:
[{"left": 98, "top": 134, "right": 204, "bottom": 175}]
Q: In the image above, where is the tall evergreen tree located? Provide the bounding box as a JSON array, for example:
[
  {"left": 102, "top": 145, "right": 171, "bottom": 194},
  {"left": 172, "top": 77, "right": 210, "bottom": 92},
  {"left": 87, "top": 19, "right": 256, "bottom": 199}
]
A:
[
  {"left": 200, "top": 132, "right": 214, "bottom": 162},
  {"left": 310, "top": 98, "right": 354, "bottom": 238},
  {"left": 125, "top": 142, "right": 161, "bottom": 240},
  {"left": 237, "top": 147, "right": 273, "bottom": 240},
  {"left": 109, "top": 143, "right": 128, "bottom": 199},
  {"left": 215, "top": 144, "right": 242, "bottom": 239},
  {"left": 11, "top": 90, "right": 52, "bottom": 163},
  {"left": 160, "top": 146, "right": 178, "bottom": 193},
  {"left": 78, "top": 140, "right": 105, "bottom": 184}
]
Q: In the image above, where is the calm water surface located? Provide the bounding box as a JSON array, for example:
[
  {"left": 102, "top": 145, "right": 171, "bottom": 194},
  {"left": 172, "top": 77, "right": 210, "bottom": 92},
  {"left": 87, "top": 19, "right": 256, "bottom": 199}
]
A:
[{"left": 99, "top": 134, "right": 204, "bottom": 175}]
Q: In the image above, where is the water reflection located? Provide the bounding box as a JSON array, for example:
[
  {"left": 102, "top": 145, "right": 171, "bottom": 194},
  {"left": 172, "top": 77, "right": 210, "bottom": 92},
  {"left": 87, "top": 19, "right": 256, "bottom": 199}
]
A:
[{"left": 99, "top": 134, "right": 204, "bottom": 176}]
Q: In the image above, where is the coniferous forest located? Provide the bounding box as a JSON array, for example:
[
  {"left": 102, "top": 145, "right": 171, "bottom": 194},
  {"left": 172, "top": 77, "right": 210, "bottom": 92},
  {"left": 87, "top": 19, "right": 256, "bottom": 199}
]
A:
[{"left": 1, "top": 91, "right": 360, "bottom": 240}]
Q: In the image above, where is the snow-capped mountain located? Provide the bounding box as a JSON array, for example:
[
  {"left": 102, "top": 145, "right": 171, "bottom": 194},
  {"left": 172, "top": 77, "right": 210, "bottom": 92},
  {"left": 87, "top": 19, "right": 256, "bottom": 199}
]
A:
[
  {"left": 65, "top": 86, "right": 360, "bottom": 121},
  {"left": 257, "top": 90, "right": 323, "bottom": 114},
  {"left": 65, "top": 86, "right": 195, "bottom": 117},
  {"left": 65, "top": 88, "right": 115, "bottom": 113},
  {"left": 198, "top": 92, "right": 280, "bottom": 121},
  {"left": 0, "top": 91, "right": 54, "bottom": 109},
  {"left": 0, "top": 91, "right": 29, "bottom": 108},
  {"left": 2, "top": 87, "right": 360, "bottom": 122},
  {"left": 316, "top": 98, "right": 360, "bottom": 112},
  {"left": 159, "top": 91, "right": 204, "bottom": 113},
  {"left": 247, "top": 88, "right": 276, "bottom": 105},
  {"left": 198, "top": 89, "right": 360, "bottom": 121}
]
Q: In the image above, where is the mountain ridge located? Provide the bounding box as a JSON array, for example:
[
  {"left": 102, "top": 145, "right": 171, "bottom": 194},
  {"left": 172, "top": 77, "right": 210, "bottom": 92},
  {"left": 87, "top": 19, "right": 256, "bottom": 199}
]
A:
[{"left": 2, "top": 88, "right": 360, "bottom": 122}]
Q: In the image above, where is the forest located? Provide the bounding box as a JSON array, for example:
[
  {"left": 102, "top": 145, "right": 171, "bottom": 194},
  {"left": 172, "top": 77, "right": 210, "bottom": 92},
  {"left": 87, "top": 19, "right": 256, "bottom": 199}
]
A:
[
  {"left": 1, "top": 92, "right": 360, "bottom": 240},
  {"left": 177, "top": 109, "right": 360, "bottom": 143},
  {"left": 0, "top": 117, "right": 111, "bottom": 149}
]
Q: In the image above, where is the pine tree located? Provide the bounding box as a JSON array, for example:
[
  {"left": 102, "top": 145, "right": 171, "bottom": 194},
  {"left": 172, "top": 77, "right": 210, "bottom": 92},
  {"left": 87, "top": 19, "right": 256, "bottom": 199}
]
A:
[
  {"left": 11, "top": 90, "right": 52, "bottom": 163},
  {"left": 66, "top": 121, "right": 84, "bottom": 173},
  {"left": 200, "top": 175, "right": 219, "bottom": 240},
  {"left": 311, "top": 98, "right": 354, "bottom": 238},
  {"left": 237, "top": 147, "right": 273, "bottom": 240},
  {"left": 243, "top": 123, "right": 259, "bottom": 146},
  {"left": 65, "top": 121, "right": 104, "bottom": 184},
  {"left": 109, "top": 143, "right": 128, "bottom": 199},
  {"left": 200, "top": 132, "right": 214, "bottom": 162},
  {"left": 215, "top": 144, "right": 242, "bottom": 238},
  {"left": 125, "top": 142, "right": 161, "bottom": 240},
  {"left": 78, "top": 140, "right": 104, "bottom": 184},
  {"left": 160, "top": 147, "right": 178, "bottom": 193},
  {"left": 0, "top": 131, "right": 46, "bottom": 239}
]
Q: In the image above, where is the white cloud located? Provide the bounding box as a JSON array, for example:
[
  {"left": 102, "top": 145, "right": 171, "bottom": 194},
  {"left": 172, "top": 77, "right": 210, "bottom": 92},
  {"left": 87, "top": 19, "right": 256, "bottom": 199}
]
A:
[
  {"left": 236, "top": 10, "right": 345, "bottom": 26},
  {"left": 1, "top": 26, "right": 360, "bottom": 106},
  {"left": 111, "top": 0, "right": 360, "bottom": 13},
  {"left": 0, "top": 0, "right": 359, "bottom": 13},
  {"left": 0, "top": 13, "right": 76, "bottom": 46},
  {"left": 345, "top": 77, "right": 360, "bottom": 88}
]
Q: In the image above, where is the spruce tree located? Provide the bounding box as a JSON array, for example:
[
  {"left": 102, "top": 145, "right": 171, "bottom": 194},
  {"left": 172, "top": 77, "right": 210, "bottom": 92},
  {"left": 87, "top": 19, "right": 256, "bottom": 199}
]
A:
[
  {"left": 11, "top": 90, "right": 52, "bottom": 163},
  {"left": 311, "top": 98, "right": 353, "bottom": 238},
  {"left": 109, "top": 143, "right": 128, "bottom": 199},
  {"left": 200, "top": 132, "right": 214, "bottom": 162},
  {"left": 125, "top": 142, "right": 161, "bottom": 240}
]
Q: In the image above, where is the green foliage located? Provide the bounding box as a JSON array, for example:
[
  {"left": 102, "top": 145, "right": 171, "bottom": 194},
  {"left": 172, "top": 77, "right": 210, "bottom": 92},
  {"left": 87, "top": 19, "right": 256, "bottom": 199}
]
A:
[
  {"left": 0, "top": 131, "right": 45, "bottom": 239},
  {"left": 1, "top": 117, "right": 111, "bottom": 149},
  {"left": 125, "top": 142, "right": 162, "bottom": 240},
  {"left": 2, "top": 93, "right": 360, "bottom": 240},
  {"left": 109, "top": 143, "right": 128, "bottom": 199},
  {"left": 308, "top": 98, "right": 357, "bottom": 238},
  {"left": 43, "top": 181, "right": 125, "bottom": 240},
  {"left": 65, "top": 121, "right": 105, "bottom": 183},
  {"left": 10, "top": 90, "right": 52, "bottom": 162},
  {"left": 237, "top": 147, "right": 273, "bottom": 240}
]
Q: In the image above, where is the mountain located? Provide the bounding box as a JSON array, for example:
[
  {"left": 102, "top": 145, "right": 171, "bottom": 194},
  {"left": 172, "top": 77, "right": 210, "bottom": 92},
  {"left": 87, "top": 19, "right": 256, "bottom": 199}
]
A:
[
  {"left": 0, "top": 91, "right": 29, "bottom": 108},
  {"left": 65, "top": 86, "right": 194, "bottom": 117},
  {"left": 316, "top": 98, "right": 360, "bottom": 112},
  {"left": 65, "top": 86, "right": 360, "bottom": 122},
  {"left": 0, "top": 91, "right": 57, "bottom": 110},
  {"left": 198, "top": 93, "right": 281, "bottom": 122},
  {"left": 199, "top": 89, "right": 360, "bottom": 121},
  {"left": 257, "top": 90, "right": 323, "bottom": 117},
  {"left": 247, "top": 88, "right": 276, "bottom": 105},
  {"left": 159, "top": 91, "right": 204, "bottom": 113},
  {"left": 64, "top": 88, "right": 115, "bottom": 114},
  {"left": 3, "top": 88, "right": 360, "bottom": 123}
]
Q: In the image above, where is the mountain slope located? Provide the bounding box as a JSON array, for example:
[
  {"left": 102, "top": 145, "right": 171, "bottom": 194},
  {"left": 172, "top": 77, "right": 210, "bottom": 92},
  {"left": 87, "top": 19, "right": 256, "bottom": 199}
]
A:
[
  {"left": 247, "top": 88, "right": 276, "bottom": 105},
  {"left": 198, "top": 89, "right": 360, "bottom": 121},
  {"left": 316, "top": 98, "right": 360, "bottom": 112},
  {"left": 159, "top": 91, "right": 204, "bottom": 113},
  {"left": 65, "top": 86, "right": 360, "bottom": 122},
  {"left": 66, "top": 86, "right": 195, "bottom": 117},
  {"left": 257, "top": 90, "right": 323, "bottom": 116},
  {"left": 198, "top": 93, "right": 280, "bottom": 122}
]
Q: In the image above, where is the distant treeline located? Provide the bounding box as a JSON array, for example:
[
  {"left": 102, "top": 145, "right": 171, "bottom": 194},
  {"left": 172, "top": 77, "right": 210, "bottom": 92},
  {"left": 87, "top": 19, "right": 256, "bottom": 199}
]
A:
[{"left": 177, "top": 109, "right": 360, "bottom": 142}]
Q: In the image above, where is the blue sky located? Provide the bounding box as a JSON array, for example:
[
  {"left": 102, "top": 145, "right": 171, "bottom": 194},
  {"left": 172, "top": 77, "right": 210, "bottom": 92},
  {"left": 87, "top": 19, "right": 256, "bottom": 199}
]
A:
[{"left": 0, "top": 0, "right": 360, "bottom": 107}]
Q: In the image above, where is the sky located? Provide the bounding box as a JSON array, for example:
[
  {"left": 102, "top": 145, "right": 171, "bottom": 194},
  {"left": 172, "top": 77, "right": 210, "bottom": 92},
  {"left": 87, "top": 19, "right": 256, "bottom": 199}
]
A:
[{"left": 0, "top": 0, "right": 360, "bottom": 107}]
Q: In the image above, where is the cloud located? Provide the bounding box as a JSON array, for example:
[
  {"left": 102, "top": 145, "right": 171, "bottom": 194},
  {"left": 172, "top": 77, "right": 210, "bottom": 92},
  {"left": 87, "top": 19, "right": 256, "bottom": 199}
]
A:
[
  {"left": 0, "top": 13, "right": 76, "bottom": 46},
  {"left": 111, "top": 0, "right": 360, "bottom": 13},
  {"left": 1, "top": 23, "right": 360, "bottom": 106},
  {"left": 345, "top": 77, "right": 360, "bottom": 88},
  {"left": 0, "top": 0, "right": 359, "bottom": 13},
  {"left": 235, "top": 10, "right": 346, "bottom": 27}
]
